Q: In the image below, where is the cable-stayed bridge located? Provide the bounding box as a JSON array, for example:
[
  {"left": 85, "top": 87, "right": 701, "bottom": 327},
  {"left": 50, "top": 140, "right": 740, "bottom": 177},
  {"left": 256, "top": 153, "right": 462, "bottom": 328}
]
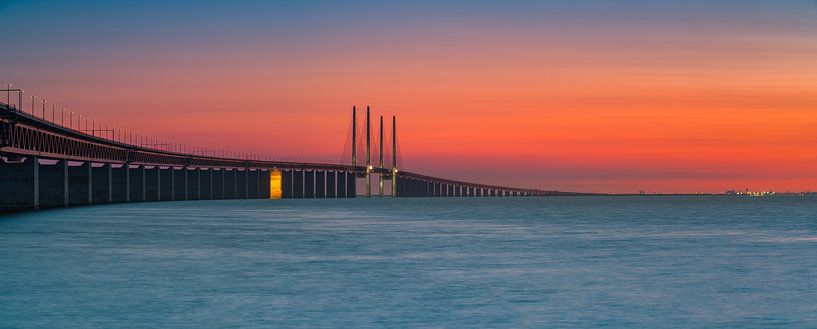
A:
[{"left": 0, "top": 86, "right": 585, "bottom": 211}]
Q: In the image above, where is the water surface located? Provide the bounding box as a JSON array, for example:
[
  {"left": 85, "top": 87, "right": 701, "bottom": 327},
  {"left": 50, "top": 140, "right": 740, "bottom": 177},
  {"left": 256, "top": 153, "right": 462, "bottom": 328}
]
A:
[{"left": 2, "top": 197, "right": 816, "bottom": 328}]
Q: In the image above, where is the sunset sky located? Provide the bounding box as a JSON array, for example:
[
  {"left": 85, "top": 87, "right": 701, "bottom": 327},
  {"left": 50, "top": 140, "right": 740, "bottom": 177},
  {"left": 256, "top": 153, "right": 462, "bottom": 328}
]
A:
[{"left": 3, "top": 0, "right": 817, "bottom": 193}]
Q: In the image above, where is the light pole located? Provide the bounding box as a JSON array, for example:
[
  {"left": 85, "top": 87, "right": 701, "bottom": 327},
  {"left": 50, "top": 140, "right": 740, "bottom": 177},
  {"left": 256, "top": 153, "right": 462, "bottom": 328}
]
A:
[
  {"left": 41, "top": 99, "right": 46, "bottom": 119},
  {"left": 31, "top": 96, "right": 35, "bottom": 116}
]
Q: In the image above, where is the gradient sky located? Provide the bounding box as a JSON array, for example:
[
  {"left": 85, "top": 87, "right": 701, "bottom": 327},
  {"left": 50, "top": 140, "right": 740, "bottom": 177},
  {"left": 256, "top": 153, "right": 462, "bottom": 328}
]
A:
[{"left": 3, "top": 0, "right": 817, "bottom": 193}]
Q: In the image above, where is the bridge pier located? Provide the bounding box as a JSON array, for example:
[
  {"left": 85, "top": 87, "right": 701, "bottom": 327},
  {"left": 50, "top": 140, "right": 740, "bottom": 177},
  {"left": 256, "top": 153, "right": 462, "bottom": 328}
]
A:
[
  {"left": 326, "top": 171, "right": 336, "bottom": 198},
  {"left": 346, "top": 172, "right": 356, "bottom": 198},
  {"left": 173, "top": 167, "right": 187, "bottom": 200},
  {"left": 213, "top": 169, "right": 225, "bottom": 199},
  {"left": 122, "top": 163, "right": 142, "bottom": 202},
  {"left": 68, "top": 162, "right": 92, "bottom": 206},
  {"left": 186, "top": 167, "right": 199, "bottom": 200},
  {"left": 39, "top": 160, "right": 68, "bottom": 207},
  {"left": 223, "top": 169, "right": 236, "bottom": 199},
  {"left": 259, "top": 169, "right": 270, "bottom": 199},
  {"left": 316, "top": 171, "right": 326, "bottom": 198},
  {"left": 282, "top": 169, "right": 293, "bottom": 198},
  {"left": 304, "top": 170, "right": 315, "bottom": 198},
  {"left": 293, "top": 170, "right": 304, "bottom": 198},
  {"left": 0, "top": 157, "right": 39, "bottom": 209},
  {"left": 159, "top": 167, "right": 173, "bottom": 201},
  {"left": 92, "top": 163, "right": 112, "bottom": 204},
  {"left": 236, "top": 169, "right": 247, "bottom": 199},
  {"left": 200, "top": 168, "right": 213, "bottom": 199},
  {"left": 336, "top": 171, "right": 346, "bottom": 198},
  {"left": 144, "top": 166, "right": 159, "bottom": 201}
]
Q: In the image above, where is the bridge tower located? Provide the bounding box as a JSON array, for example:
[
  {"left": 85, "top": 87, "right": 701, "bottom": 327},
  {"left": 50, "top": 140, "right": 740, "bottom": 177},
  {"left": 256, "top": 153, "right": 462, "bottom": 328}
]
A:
[
  {"left": 352, "top": 106, "right": 357, "bottom": 167},
  {"left": 366, "top": 106, "right": 372, "bottom": 197},
  {"left": 379, "top": 115, "right": 384, "bottom": 197},
  {"left": 391, "top": 115, "right": 397, "bottom": 197}
]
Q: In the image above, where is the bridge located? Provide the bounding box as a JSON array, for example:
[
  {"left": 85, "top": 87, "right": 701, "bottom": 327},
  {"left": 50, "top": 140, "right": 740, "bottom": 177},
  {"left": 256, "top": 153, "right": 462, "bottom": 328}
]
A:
[{"left": 1, "top": 87, "right": 584, "bottom": 211}]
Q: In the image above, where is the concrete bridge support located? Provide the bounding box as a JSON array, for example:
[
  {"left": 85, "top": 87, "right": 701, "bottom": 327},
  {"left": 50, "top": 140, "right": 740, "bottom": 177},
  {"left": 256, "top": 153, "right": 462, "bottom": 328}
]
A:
[
  {"left": 173, "top": 168, "right": 187, "bottom": 201},
  {"left": 224, "top": 169, "right": 236, "bottom": 199},
  {"left": 316, "top": 171, "right": 326, "bottom": 198},
  {"left": 128, "top": 164, "right": 148, "bottom": 202},
  {"left": 92, "top": 164, "right": 112, "bottom": 204},
  {"left": 200, "top": 168, "right": 213, "bottom": 199},
  {"left": 248, "top": 169, "right": 259, "bottom": 199},
  {"left": 259, "top": 169, "right": 270, "bottom": 199},
  {"left": 282, "top": 169, "right": 293, "bottom": 198},
  {"left": 160, "top": 167, "right": 174, "bottom": 201},
  {"left": 144, "top": 166, "right": 159, "bottom": 201},
  {"left": 337, "top": 171, "right": 347, "bottom": 198},
  {"left": 0, "top": 157, "right": 39, "bottom": 209},
  {"left": 187, "top": 168, "right": 199, "bottom": 200},
  {"left": 326, "top": 171, "right": 336, "bottom": 198},
  {"left": 293, "top": 170, "right": 304, "bottom": 198},
  {"left": 213, "top": 169, "right": 225, "bottom": 199},
  {"left": 346, "top": 172, "right": 356, "bottom": 198},
  {"left": 39, "top": 160, "right": 68, "bottom": 207},
  {"left": 68, "top": 162, "right": 92, "bottom": 206},
  {"left": 236, "top": 169, "right": 247, "bottom": 199},
  {"left": 305, "top": 170, "right": 315, "bottom": 198}
]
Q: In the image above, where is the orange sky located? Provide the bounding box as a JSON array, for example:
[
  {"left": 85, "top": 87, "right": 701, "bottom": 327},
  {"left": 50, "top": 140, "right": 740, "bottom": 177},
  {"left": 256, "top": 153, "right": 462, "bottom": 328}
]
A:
[{"left": 3, "top": 1, "right": 817, "bottom": 193}]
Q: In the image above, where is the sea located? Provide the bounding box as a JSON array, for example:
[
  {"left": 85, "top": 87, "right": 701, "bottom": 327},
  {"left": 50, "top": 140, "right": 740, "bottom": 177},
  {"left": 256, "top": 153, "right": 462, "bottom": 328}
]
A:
[{"left": 1, "top": 196, "right": 816, "bottom": 328}]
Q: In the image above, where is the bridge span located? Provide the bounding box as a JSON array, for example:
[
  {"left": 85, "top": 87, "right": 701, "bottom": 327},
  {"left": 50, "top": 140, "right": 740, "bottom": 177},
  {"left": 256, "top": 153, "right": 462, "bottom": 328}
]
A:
[{"left": 1, "top": 98, "right": 582, "bottom": 211}]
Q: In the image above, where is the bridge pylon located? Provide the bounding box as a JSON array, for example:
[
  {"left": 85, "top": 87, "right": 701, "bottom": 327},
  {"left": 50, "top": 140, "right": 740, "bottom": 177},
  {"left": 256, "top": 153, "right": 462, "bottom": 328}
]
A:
[
  {"left": 365, "top": 106, "right": 372, "bottom": 198},
  {"left": 391, "top": 115, "right": 397, "bottom": 197}
]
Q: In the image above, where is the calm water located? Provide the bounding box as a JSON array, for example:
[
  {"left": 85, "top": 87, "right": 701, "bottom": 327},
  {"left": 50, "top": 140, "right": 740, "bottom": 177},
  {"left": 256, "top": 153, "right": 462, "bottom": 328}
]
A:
[{"left": 1, "top": 197, "right": 817, "bottom": 328}]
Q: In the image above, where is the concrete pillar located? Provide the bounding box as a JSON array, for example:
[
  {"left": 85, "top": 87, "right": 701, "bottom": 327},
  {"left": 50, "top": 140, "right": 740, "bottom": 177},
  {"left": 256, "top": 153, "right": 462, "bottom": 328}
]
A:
[
  {"left": 282, "top": 169, "right": 293, "bottom": 198},
  {"left": 224, "top": 169, "right": 237, "bottom": 199},
  {"left": 144, "top": 166, "right": 160, "bottom": 201},
  {"left": 111, "top": 164, "right": 129, "bottom": 203},
  {"left": 247, "top": 169, "right": 259, "bottom": 199},
  {"left": 259, "top": 169, "right": 271, "bottom": 199},
  {"left": 68, "top": 162, "right": 92, "bottom": 206},
  {"left": 293, "top": 170, "right": 304, "bottom": 198},
  {"left": 173, "top": 167, "right": 187, "bottom": 200},
  {"left": 316, "top": 171, "right": 326, "bottom": 198},
  {"left": 92, "top": 164, "right": 112, "bottom": 204},
  {"left": 213, "top": 169, "right": 225, "bottom": 199},
  {"left": 336, "top": 171, "right": 346, "bottom": 198},
  {"left": 160, "top": 167, "right": 174, "bottom": 201},
  {"left": 0, "top": 157, "right": 39, "bottom": 209},
  {"left": 235, "top": 169, "right": 247, "bottom": 199},
  {"left": 346, "top": 171, "right": 356, "bottom": 198},
  {"left": 38, "top": 160, "right": 68, "bottom": 208},
  {"left": 304, "top": 170, "right": 315, "bottom": 198},
  {"left": 200, "top": 168, "right": 213, "bottom": 200},
  {"left": 186, "top": 167, "right": 199, "bottom": 200},
  {"left": 128, "top": 165, "right": 145, "bottom": 202},
  {"left": 326, "top": 171, "right": 336, "bottom": 198}
]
